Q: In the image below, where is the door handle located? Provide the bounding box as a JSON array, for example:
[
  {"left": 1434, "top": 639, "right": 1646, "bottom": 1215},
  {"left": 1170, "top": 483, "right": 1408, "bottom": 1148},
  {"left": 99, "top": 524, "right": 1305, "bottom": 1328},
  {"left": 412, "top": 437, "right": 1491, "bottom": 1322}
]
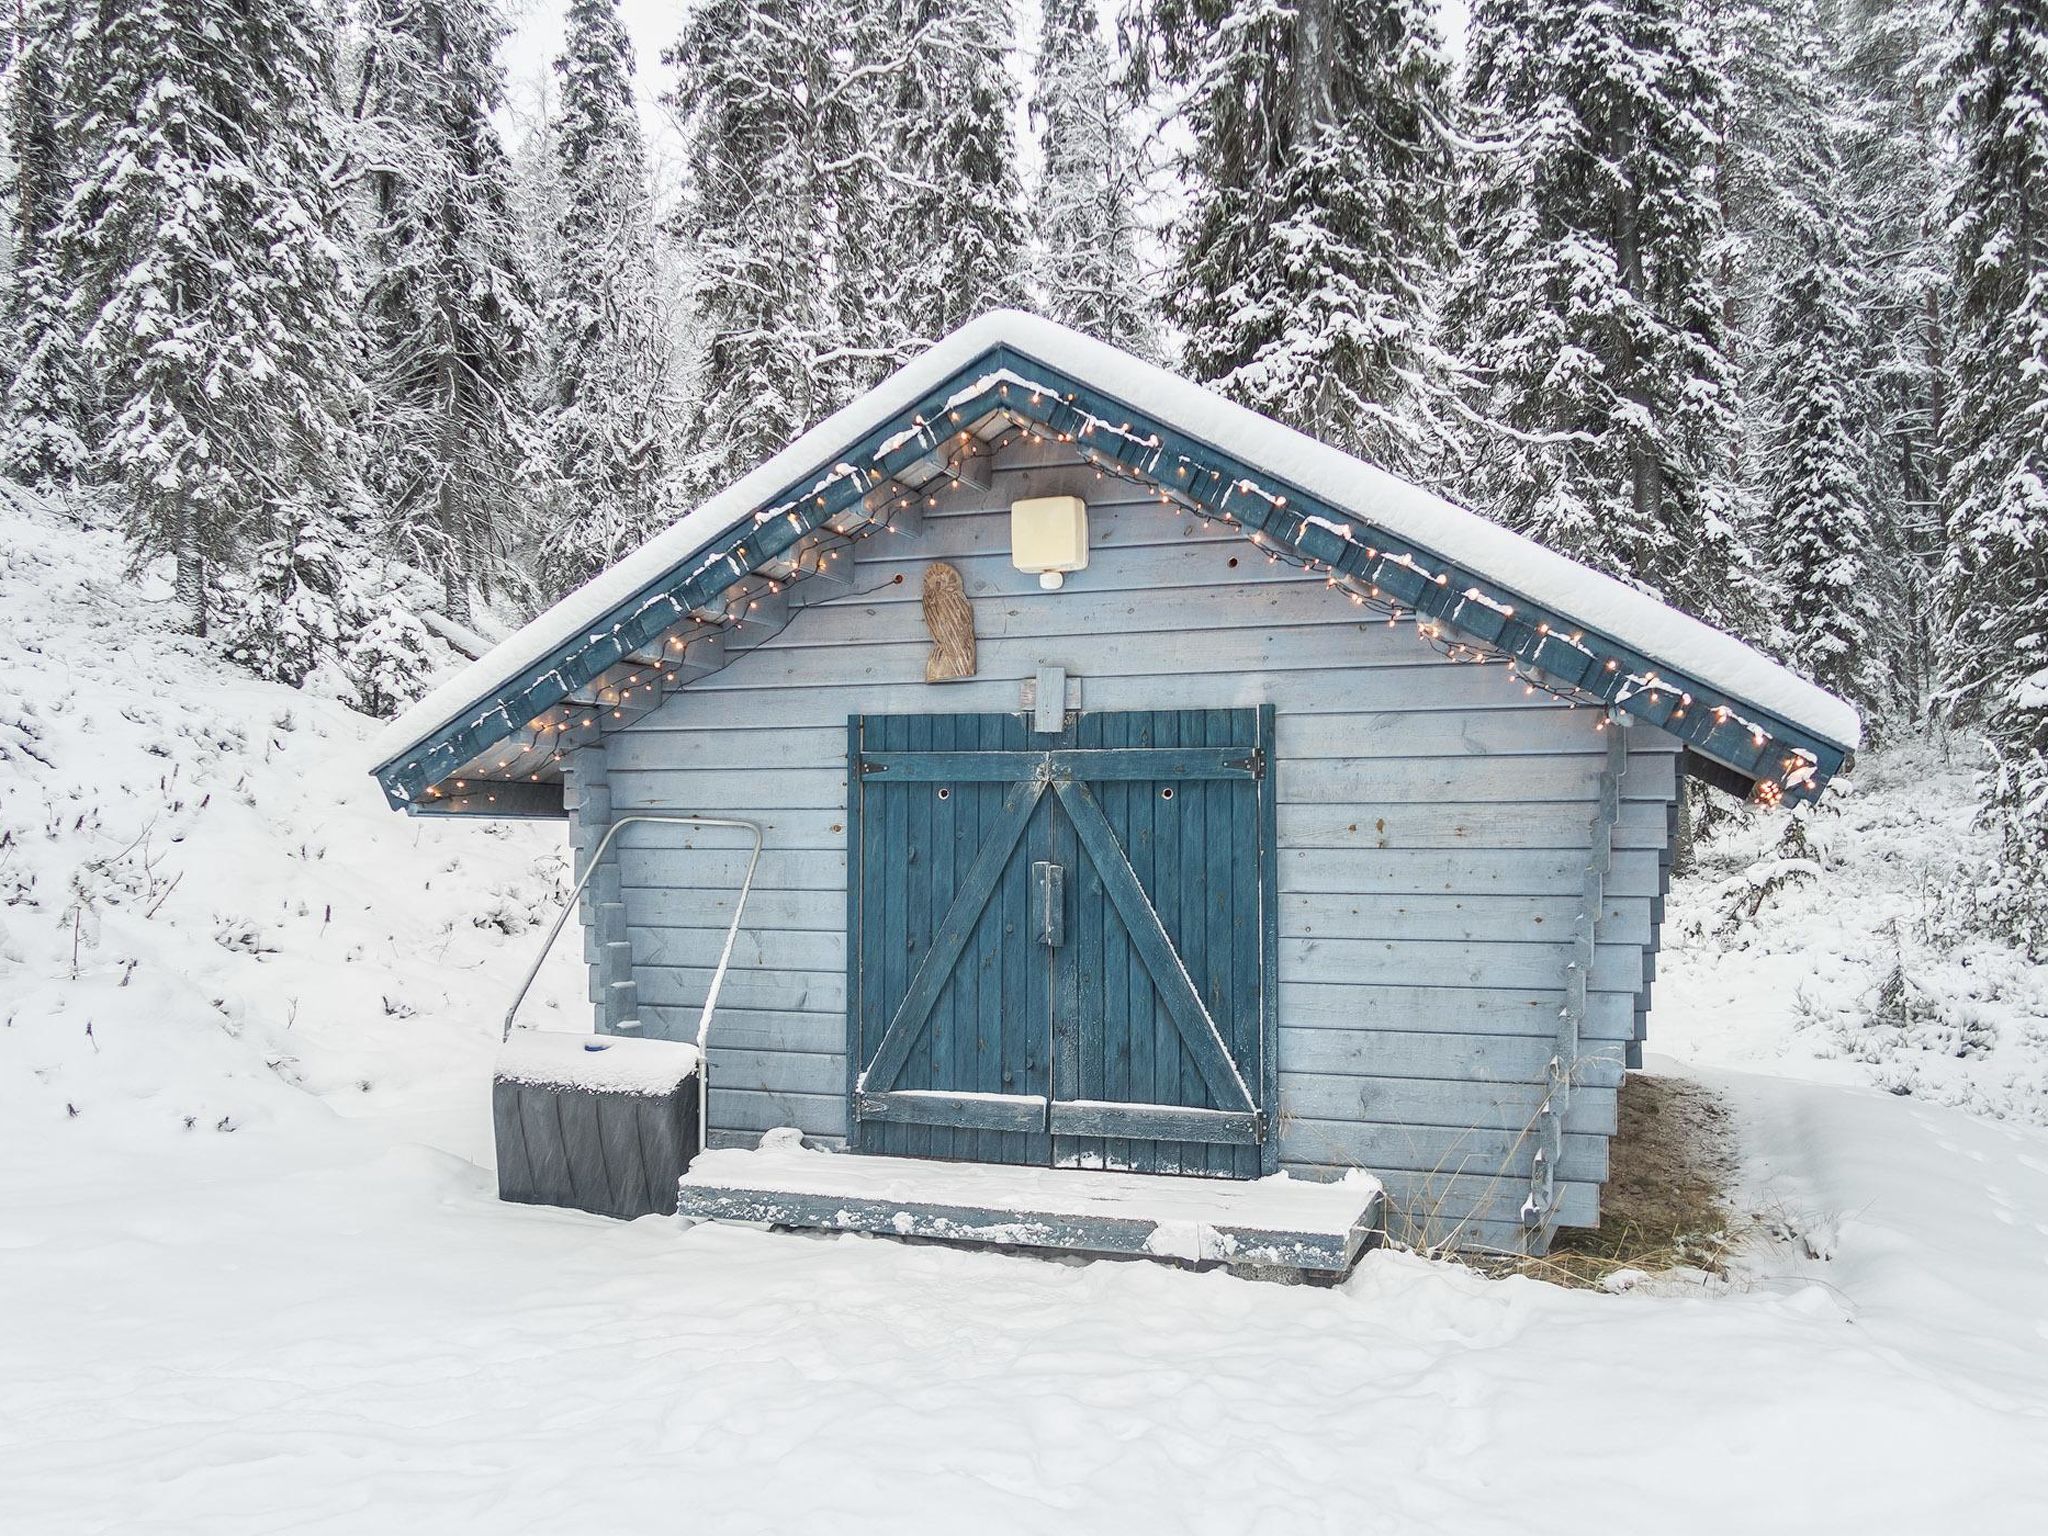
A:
[{"left": 1033, "top": 861, "right": 1065, "bottom": 947}]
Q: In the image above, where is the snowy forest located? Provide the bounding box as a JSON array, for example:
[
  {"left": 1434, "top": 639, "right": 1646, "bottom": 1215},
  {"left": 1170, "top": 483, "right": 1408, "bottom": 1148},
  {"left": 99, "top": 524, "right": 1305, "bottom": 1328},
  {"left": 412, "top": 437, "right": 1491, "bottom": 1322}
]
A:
[{"left": 1, "top": 0, "right": 2044, "bottom": 941}]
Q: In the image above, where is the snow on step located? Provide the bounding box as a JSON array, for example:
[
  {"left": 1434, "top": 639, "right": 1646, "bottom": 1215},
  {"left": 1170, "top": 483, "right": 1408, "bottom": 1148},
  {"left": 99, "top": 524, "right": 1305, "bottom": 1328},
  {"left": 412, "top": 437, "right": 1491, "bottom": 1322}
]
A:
[{"left": 677, "top": 1131, "right": 1383, "bottom": 1274}]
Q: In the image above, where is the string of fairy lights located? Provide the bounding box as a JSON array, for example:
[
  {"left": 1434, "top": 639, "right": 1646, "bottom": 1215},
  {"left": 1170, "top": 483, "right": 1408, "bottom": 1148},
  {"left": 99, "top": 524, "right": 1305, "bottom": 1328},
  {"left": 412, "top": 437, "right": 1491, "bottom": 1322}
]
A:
[{"left": 406, "top": 374, "right": 1818, "bottom": 810}]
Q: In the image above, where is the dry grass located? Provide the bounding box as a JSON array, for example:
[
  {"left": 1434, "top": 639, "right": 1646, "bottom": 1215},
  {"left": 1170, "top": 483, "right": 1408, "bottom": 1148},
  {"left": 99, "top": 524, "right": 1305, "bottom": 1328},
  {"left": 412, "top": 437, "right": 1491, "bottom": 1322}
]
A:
[{"left": 1503, "top": 1073, "right": 1742, "bottom": 1289}]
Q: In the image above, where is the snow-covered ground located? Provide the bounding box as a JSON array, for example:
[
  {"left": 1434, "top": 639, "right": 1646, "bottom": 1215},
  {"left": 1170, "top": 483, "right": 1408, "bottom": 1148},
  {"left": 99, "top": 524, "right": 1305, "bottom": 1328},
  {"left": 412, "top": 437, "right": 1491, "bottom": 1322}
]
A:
[
  {"left": 1663, "top": 742, "right": 2048, "bottom": 1123},
  {"left": 4, "top": 486, "right": 2045, "bottom": 1533}
]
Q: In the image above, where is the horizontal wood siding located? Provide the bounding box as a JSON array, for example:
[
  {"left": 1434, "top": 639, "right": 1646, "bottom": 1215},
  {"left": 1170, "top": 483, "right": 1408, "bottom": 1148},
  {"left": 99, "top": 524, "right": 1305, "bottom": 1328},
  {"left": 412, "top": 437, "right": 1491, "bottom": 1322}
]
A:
[{"left": 604, "top": 448, "right": 1680, "bottom": 1247}]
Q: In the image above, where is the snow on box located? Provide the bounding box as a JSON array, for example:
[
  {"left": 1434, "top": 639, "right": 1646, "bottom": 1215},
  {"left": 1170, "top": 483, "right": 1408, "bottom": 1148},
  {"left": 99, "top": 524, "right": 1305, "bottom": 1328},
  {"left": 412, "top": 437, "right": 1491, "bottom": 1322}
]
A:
[
  {"left": 373, "top": 311, "right": 1861, "bottom": 775},
  {"left": 495, "top": 1030, "right": 699, "bottom": 1096}
]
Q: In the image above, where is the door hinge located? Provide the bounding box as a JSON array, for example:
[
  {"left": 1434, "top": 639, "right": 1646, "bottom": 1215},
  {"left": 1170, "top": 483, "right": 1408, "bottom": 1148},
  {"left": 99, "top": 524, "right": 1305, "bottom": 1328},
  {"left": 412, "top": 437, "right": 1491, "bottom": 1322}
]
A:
[
  {"left": 858, "top": 755, "right": 887, "bottom": 776},
  {"left": 1227, "top": 747, "right": 1266, "bottom": 780}
]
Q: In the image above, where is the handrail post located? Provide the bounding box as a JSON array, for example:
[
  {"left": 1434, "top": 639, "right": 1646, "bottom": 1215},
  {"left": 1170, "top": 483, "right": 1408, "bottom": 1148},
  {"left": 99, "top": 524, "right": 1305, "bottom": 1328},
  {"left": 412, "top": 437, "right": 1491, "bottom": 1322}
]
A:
[{"left": 502, "top": 813, "right": 764, "bottom": 1156}]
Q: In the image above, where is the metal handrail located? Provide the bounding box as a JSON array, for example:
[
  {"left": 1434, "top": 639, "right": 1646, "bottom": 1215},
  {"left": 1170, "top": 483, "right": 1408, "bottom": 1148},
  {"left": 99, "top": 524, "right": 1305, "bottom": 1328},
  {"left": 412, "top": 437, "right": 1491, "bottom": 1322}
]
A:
[{"left": 503, "top": 814, "right": 765, "bottom": 1154}]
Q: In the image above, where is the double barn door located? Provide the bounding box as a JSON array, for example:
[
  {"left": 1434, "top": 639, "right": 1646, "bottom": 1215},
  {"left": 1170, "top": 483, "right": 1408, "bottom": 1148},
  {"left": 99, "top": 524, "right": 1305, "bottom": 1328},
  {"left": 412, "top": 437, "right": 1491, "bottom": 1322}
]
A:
[{"left": 848, "top": 707, "right": 1276, "bottom": 1179}]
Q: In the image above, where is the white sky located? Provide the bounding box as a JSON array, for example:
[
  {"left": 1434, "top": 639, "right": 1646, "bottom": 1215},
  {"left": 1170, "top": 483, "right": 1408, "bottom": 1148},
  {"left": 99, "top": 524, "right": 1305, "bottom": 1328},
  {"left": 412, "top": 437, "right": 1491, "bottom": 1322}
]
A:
[{"left": 497, "top": 0, "right": 695, "bottom": 179}]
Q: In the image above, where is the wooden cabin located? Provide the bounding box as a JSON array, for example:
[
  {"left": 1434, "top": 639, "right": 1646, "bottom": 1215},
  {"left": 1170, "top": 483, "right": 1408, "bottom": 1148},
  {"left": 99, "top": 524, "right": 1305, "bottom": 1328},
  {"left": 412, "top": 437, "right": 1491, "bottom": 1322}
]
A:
[{"left": 372, "top": 312, "right": 1859, "bottom": 1258}]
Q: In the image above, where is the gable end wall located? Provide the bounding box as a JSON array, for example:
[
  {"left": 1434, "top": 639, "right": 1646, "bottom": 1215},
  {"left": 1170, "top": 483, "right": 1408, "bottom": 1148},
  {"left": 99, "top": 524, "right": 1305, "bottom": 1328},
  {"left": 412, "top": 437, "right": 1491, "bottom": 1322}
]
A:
[{"left": 592, "top": 443, "right": 1682, "bottom": 1251}]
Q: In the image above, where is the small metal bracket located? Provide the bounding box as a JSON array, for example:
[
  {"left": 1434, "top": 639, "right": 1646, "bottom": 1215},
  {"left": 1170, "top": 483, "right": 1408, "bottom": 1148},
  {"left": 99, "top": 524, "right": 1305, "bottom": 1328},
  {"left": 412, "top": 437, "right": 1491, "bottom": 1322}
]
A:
[{"left": 1226, "top": 747, "right": 1266, "bottom": 780}]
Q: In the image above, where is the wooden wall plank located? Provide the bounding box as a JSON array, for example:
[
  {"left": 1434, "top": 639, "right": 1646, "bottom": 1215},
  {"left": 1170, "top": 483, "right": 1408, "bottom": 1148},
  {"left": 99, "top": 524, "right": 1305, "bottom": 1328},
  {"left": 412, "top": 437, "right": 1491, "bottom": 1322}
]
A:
[
  {"left": 623, "top": 937, "right": 1643, "bottom": 1012},
  {"left": 1280, "top": 936, "right": 1644, "bottom": 993},
  {"left": 600, "top": 791, "right": 1671, "bottom": 856},
  {"left": 623, "top": 885, "right": 1658, "bottom": 949},
  {"left": 1277, "top": 1074, "right": 1618, "bottom": 1136},
  {"left": 1277, "top": 1027, "right": 1627, "bottom": 1088},
  {"left": 712, "top": 1086, "right": 848, "bottom": 1137},
  {"left": 1374, "top": 1171, "right": 1600, "bottom": 1239},
  {"left": 1283, "top": 892, "right": 1655, "bottom": 947},
  {"left": 630, "top": 678, "right": 1689, "bottom": 734},
  {"left": 1276, "top": 1116, "right": 1610, "bottom": 1184},
  {"left": 1275, "top": 982, "right": 1641, "bottom": 1040},
  {"left": 612, "top": 843, "right": 1668, "bottom": 900},
  {"left": 619, "top": 707, "right": 1672, "bottom": 767},
  {"left": 604, "top": 752, "right": 1674, "bottom": 812}
]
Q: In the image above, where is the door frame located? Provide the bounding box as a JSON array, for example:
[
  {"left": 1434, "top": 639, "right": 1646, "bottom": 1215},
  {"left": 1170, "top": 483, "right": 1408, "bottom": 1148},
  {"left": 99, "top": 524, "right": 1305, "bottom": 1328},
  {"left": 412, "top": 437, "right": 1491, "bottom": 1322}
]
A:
[{"left": 843, "top": 706, "right": 1280, "bottom": 1175}]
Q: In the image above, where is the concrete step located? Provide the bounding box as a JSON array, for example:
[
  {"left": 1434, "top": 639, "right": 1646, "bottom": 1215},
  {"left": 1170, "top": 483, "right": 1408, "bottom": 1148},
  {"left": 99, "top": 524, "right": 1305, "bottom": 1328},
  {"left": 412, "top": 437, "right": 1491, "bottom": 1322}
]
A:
[{"left": 677, "top": 1137, "right": 1383, "bottom": 1277}]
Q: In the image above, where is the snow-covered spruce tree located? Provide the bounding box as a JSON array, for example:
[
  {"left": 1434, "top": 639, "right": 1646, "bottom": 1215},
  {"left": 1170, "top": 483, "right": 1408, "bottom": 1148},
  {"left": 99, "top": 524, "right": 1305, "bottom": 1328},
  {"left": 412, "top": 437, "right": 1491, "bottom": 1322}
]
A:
[
  {"left": 56, "top": 0, "right": 366, "bottom": 639},
  {"left": 1936, "top": 0, "right": 2048, "bottom": 953},
  {"left": 216, "top": 505, "right": 352, "bottom": 689},
  {"left": 531, "top": 0, "right": 673, "bottom": 599},
  {"left": 1750, "top": 14, "right": 1890, "bottom": 719},
  {"left": 340, "top": 594, "right": 439, "bottom": 717},
  {"left": 1449, "top": 0, "right": 1759, "bottom": 635},
  {"left": 1839, "top": 0, "right": 1953, "bottom": 720},
  {"left": 665, "top": 0, "right": 868, "bottom": 494},
  {"left": 1, "top": 0, "right": 89, "bottom": 492},
  {"left": 1714, "top": 0, "right": 1892, "bottom": 722},
  {"left": 1031, "top": 0, "right": 1156, "bottom": 354},
  {"left": 886, "top": 0, "right": 1029, "bottom": 344},
  {"left": 1127, "top": 0, "right": 1458, "bottom": 477},
  {"left": 354, "top": 0, "right": 537, "bottom": 625}
]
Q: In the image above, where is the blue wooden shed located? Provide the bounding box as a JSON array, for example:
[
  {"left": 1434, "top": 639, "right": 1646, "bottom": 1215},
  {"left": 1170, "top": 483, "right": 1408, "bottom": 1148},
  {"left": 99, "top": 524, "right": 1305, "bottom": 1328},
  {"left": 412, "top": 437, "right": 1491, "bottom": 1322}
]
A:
[{"left": 372, "top": 312, "right": 1859, "bottom": 1260}]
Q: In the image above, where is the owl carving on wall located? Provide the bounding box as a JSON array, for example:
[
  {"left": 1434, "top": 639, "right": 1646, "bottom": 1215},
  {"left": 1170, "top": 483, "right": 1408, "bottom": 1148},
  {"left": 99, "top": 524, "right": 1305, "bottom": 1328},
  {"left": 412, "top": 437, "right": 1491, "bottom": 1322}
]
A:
[{"left": 922, "top": 561, "right": 977, "bottom": 682}]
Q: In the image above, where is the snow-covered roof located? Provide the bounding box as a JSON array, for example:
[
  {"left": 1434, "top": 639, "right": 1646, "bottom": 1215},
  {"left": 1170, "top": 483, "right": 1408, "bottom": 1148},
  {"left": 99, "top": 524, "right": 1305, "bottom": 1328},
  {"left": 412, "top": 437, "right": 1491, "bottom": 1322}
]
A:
[{"left": 373, "top": 310, "right": 1859, "bottom": 803}]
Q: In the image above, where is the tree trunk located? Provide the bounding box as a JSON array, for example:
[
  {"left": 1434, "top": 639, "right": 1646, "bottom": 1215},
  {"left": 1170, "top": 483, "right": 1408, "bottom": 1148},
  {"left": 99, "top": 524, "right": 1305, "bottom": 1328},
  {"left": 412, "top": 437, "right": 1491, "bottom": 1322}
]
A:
[
  {"left": 436, "top": 350, "right": 473, "bottom": 626},
  {"left": 173, "top": 503, "right": 207, "bottom": 637},
  {"left": 1671, "top": 768, "right": 1696, "bottom": 878}
]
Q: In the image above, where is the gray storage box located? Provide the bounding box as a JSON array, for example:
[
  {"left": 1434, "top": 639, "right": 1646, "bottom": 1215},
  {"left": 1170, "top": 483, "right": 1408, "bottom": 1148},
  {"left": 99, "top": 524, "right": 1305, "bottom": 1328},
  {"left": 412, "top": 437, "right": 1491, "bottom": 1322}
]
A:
[{"left": 492, "top": 1033, "right": 701, "bottom": 1220}]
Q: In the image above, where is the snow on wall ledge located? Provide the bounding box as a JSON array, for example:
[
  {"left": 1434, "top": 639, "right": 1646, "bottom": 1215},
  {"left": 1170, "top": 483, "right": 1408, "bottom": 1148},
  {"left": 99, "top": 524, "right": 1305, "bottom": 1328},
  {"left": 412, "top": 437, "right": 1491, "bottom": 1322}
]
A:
[{"left": 372, "top": 310, "right": 1861, "bottom": 775}]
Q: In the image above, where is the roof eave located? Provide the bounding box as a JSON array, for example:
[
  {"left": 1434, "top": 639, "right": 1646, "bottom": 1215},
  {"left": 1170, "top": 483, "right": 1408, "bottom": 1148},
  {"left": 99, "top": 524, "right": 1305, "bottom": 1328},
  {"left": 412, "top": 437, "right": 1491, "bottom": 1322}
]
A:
[{"left": 371, "top": 328, "right": 1856, "bottom": 811}]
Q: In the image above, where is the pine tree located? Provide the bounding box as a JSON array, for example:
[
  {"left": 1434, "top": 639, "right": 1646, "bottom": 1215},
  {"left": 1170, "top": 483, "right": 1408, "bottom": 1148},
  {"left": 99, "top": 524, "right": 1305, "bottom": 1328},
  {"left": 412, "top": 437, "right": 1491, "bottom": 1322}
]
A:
[
  {"left": 1449, "top": 0, "right": 1758, "bottom": 634},
  {"left": 532, "top": 0, "right": 673, "bottom": 597},
  {"left": 1840, "top": 0, "right": 1951, "bottom": 719},
  {"left": 1937, "top": 0, "right": 2048, "bottom": 952},
  {"left": 1031, "top": 0, "right": 1155, "bottom": 354},
  {"left": 342, "top": 601, "right": 439, "bottom": 718},
  {"left": 1129, "top": 0, "right": 1458, "bottom": 475},
  {"left": 666, "top": 0, "right": 864, "bottom": 492},
  {"left": 1716, "top": 0, "right": 1891, "bottom": 720},
  {"left": 216, "top": 504, "right": 353, "bottom": 689},
  {"left": 354, "top": 0, "right": 537, "bottom": 624},
  {"left": 56, "top": 0, "right": 365, "bottom": 636},
  {"left": 1754, "top": 19, "right": 1889, "bottom": 716},
  {"left": 887, "top": 0, "right": 1028, "bottom": 343},
  {"left": 1, "top": 0, "right": 89, "bottom": 492}
]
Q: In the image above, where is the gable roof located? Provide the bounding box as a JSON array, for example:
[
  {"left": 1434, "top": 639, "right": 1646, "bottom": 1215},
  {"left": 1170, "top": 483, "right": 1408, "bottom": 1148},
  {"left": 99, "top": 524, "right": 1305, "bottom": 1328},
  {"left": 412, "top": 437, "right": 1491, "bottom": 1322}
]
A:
[{"left": 370, "top": 310, "right": 1860, "bottom": 811}]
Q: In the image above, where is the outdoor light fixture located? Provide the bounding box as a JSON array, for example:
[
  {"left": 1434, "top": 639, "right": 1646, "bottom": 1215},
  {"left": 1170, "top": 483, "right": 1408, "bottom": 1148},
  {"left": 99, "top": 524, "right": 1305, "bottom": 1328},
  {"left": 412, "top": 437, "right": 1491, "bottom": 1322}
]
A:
[{"left": 1010, "top": 495, "right": 1089, "bottom": 589}]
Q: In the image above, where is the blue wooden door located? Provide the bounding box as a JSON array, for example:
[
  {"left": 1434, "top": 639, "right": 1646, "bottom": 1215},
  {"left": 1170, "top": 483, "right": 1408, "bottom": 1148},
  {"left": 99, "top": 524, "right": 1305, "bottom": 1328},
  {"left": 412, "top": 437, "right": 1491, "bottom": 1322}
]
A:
[{"left": 848, "top": 707, "right": 1276, "bottom": 1178}]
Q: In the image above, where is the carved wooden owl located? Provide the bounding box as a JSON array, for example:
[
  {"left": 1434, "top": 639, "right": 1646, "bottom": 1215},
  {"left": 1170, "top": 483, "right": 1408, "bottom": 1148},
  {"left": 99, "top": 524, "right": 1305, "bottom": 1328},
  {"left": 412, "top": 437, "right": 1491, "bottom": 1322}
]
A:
[{"left": 922, "top": 561, "right": 976, "bottom": 682}]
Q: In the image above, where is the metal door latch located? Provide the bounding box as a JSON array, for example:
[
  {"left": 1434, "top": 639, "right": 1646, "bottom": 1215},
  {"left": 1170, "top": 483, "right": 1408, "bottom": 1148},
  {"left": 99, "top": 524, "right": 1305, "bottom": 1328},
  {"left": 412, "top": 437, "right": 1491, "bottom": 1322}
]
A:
[{"left": 1033, "top": 860, "right": 1065, "bottom": 947}]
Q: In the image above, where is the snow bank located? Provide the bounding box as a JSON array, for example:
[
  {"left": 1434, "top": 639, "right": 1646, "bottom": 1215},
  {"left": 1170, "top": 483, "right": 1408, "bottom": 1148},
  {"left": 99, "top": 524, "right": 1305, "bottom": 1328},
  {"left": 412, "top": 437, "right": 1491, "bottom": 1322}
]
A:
[
  {"left": 374, "top": 311, "right": 1860, "bottom": 776},
  {"left": 0, "top": 490, "right": 588, "bottom": 1163},
  {"left": 1660, "top": 741, "right": 2048, "bottom": 1124}
]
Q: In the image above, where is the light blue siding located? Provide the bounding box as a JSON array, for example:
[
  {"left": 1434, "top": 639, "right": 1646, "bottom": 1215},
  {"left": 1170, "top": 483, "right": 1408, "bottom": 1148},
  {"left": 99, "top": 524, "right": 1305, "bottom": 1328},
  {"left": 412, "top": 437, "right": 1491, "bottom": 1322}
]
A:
[{"left": 590, "top": 441, "right": 1680, "bottom": 1251}]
